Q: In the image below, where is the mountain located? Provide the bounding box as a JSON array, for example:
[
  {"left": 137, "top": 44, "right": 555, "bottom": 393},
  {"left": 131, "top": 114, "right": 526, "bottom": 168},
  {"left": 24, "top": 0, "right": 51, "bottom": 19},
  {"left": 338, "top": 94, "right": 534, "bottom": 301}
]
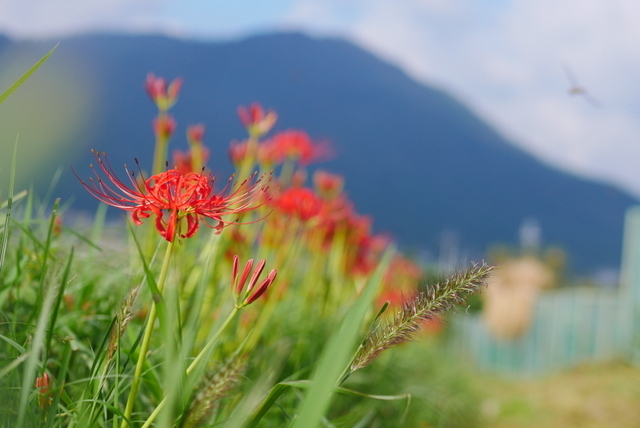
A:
[{"left": 0, "top": 32, "right": 635, "bottom": 273}]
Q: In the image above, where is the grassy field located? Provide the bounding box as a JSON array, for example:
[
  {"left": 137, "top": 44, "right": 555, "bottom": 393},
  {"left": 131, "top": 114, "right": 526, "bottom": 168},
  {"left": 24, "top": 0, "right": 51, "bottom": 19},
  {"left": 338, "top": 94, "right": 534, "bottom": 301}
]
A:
[{"left": 476, "top": 361, "right": 640, "bottom": 428}]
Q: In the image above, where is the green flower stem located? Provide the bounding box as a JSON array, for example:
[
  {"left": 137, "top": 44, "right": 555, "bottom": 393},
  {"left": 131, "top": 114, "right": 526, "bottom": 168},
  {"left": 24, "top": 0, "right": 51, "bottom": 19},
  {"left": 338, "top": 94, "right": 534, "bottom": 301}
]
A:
[
  {"left": 121, "top": 239, "right": 175, "bottom": 428},
  {"left": 278, "top": 156, "right": 295, "bottom": 187},
  {"left": 151, "top": 110, "right": 170, "bottom": 176},
  {"left": 140, "top": 306, "right": 241, "bottom": 428},
  {"left": 238, "top": 136, "right": 258, "bottom": 182}
]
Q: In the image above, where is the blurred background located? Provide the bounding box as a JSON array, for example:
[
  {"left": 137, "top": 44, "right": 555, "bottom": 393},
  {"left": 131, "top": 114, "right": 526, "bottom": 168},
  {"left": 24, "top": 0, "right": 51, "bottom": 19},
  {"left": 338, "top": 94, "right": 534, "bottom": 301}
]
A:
[{"left": 1, "top": 1, "right": 640, "bottom": 426}]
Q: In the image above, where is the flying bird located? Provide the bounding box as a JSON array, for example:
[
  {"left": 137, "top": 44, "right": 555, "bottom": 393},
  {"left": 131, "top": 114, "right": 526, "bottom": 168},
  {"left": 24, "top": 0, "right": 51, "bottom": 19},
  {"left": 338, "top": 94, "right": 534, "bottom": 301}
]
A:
[{"left": 563, "top": 65, "right": 601, "bottom": 107}]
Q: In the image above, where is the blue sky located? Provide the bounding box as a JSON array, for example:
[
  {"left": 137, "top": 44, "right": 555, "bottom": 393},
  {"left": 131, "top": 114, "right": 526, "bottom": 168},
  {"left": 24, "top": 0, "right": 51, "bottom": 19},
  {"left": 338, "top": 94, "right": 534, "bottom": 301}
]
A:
[{"left": 2, "top": 0, "right": 640, "bottom": 197}]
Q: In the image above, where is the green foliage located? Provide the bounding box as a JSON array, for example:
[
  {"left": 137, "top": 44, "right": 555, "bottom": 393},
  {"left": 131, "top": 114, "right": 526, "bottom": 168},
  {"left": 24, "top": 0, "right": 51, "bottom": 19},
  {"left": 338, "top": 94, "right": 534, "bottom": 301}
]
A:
[{"left": 0, "top": 70, "right": 491, "bottom": 427}]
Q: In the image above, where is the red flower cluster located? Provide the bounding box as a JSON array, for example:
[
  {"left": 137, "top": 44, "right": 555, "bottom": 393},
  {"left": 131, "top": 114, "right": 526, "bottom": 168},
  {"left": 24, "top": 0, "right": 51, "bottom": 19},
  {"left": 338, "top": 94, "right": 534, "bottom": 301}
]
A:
[
  {"left": 262, "top": 170, "right": 392, "bottom": 277},
  {"left": 229, "top": 130, "right": 331, "bottom": 168},
  {"left": 75, "top": 151, "right": 269, "bottom": 242}
]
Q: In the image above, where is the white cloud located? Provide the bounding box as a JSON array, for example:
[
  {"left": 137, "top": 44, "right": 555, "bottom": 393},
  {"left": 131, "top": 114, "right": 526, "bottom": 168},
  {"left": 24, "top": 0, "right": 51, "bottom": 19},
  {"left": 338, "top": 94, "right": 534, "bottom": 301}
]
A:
[
  {"left": 283, "top": 0, "right": 640, "bottom": 196},
  {"left": 0, "top": 0, "right": 163, "bottom": 39}
]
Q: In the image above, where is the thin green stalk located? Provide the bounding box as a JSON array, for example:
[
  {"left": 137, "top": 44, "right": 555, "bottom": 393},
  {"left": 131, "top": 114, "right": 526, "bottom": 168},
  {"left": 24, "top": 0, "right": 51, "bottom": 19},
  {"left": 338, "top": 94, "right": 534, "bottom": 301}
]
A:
[
  {"left": 121, "top": 239, "right": 175, "bottom": 428},
  {"left": 151, "top": 111, "right": 170, "bottom": 176},
  {"left": 35, "top": 198, "right": 60, "bottom": 311},
  {"left": 0, "top": 134, "right": 18, "bottom": 275},
  {"left": 238, "top": 136, "right": 259, "bottom": 182},
  {"left": 140, "top": 306, "right": 240, "bottom": 428}
]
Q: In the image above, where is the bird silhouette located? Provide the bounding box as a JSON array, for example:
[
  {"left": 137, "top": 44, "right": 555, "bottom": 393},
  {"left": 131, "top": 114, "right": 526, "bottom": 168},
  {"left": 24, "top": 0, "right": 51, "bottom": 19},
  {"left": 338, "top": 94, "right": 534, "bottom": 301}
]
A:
[{"left": 563, "top": 64, "right": 601, "bottom": 107}]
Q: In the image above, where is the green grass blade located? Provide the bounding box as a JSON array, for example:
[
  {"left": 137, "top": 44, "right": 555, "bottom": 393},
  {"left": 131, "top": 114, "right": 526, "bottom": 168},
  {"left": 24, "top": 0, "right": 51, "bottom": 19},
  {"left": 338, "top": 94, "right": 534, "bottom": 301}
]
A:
[
  {"left": 127, "top": 222, "right": 167, "bottom": 327},
  {"left": 37, "top": 168, "right": 63, "bottom": 219},
  {"left": 243, "top": 383, "right": 290, "bottom": 428},
  {"left": 45, "top": 343, "right": 72, "bottom": 428},
  {"left": 0, "top": 135, "right": 19, "bottom": 275},
  {"left": 16, "top": 287, "right": 56, "bottom": 428},
  {"left": 0, "top": 333, "right": 27, "bottom": 354},
  {"left": 45, "top": 248, "right": 74, "bottom": 363},
  {"left": 35, "top": 199, "right": 60, "bottom": 311},
  {"left": 0, "top": 190, "right": 26, "bottom": 211},
  {"left": 0, "top": 43, "right": 58, "bottom": 105},
  {"left": 0, "top": 350, "right": 29, "bottom": 377},
  {"left": 290, "top": 248, "right": 394, "bottom": 428}
]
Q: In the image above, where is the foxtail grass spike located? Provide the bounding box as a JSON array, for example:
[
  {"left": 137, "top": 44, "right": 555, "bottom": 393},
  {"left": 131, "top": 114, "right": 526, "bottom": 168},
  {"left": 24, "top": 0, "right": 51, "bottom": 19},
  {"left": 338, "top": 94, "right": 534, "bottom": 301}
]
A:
[
  {"left": 182, "top": 355, "right": 246, "bottom": 428},
  {"left": 350, "top": 262, "right": 493, "bottom": 374},
  {"left": 106, "top": 284, "right": 141, "bottom": 364}
]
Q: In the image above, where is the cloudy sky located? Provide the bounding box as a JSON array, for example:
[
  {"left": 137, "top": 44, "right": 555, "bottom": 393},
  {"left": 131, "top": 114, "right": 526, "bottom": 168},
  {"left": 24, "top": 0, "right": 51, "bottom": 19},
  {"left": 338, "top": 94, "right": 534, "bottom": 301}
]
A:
[{"left": 2, "top": 0, "right": 640, "bottom": 196}]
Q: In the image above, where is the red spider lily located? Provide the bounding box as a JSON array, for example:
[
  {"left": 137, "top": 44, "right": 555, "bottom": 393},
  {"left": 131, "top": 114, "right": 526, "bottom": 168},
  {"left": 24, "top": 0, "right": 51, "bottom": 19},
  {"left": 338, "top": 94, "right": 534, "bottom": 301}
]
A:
[
  {"left": 187, "top": 123, "right": 206, "bottom": 143},
  {"left": 378, "top": 255, "right": 424, "bottom": 308},
  {"left": 313, "top": 170, "right": 344, "bottom": 200},
  {"left": 229, "top": 139, "right": 282, "bottom": 168},
  {"left": 145, "top": 73, "right": 183, "bottom": 111},
  {"left": 271, "top": 130, "right": 332, "bottom": 166},
  {"left": 74, "top": 151, "right": 270, "bottom": 242},
  {"left": 35, "top": 372, "right": 51, "bottom": 409},
  {"left": 231, "top": 255, "right": 277, "bottom": 306},
  {"left": 153, "top": 115, "right": 177, "bottom": 139},
  {"left": 350, "top": 232, "right": 391, "bottom": 277},
  {"left": 229, "top": 140, "right": 251, "bottom": 167},
  {"left": 257, "top": 139, "right": 285, "bottom": 167},
  {"left": 173, "top": 124, "right": 210, "bottom": 174},
  {"left": 238, "top": 102, "right": 278, "bottom": 137},
  {"left": 271, "top": 187, "right": 322, "bottom": 221},
  {"left": 172, "top": 146, "right": 211, "bottom": 175}
]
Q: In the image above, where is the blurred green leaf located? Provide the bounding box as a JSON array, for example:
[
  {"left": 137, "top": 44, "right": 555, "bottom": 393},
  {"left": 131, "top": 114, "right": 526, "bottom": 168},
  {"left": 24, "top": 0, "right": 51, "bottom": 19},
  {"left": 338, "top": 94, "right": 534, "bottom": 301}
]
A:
[{"left": 0, "top": 44, "right": 57, "bottom": 105}]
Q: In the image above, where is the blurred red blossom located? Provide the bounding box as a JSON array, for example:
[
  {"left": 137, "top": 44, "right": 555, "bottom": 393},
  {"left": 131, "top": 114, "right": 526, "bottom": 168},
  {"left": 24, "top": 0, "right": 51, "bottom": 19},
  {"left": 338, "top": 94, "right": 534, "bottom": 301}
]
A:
[
  {"left": 238, "top": 102, "right": 278, "bottom": 137},
  {"left": 145, "top": 73, "right": 183, "bottom": 111},
  {"left": 271, "top": 130, "right": 332, "bottom": 166}
]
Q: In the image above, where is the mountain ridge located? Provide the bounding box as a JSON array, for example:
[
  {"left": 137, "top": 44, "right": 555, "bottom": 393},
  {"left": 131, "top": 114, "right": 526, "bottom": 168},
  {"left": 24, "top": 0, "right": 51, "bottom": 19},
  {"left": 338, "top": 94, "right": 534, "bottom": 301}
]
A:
[{"left": 0, "top": 31, "right": 634, "bottom": 273}]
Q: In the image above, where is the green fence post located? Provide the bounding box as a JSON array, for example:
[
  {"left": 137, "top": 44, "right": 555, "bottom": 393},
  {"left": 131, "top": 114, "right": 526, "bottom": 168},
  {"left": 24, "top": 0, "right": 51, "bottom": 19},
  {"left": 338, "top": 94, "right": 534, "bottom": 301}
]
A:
[{"left": 619, "top": 206, "right": 640, "bottom": 364}]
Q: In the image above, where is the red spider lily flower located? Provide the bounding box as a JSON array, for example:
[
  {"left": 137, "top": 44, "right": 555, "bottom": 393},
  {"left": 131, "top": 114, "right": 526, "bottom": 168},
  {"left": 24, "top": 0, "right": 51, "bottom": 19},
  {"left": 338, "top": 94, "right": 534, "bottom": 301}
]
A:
[
  {"left": 153, "top": 115, "right": 177, "bottom": 139},
  {"left": 378, "top": 255, "right": 424, "bottom": 308},
  {"left": 187, "top": 123, "right": 206, "bottom": 144},
  {"left": 291, "top": 169, "right": 308, "bottom": 188},
  {"left": 74, "top": 151, "right": 270, "bottom": 242},
  {"left": 53, "top": 216, "right": 63, "bottom": 237},
  {"left": 172, "top": 146, "right": 211, "bottom": 175},
  {"left": 229, "top": 139, "right": 284, "bottom": 168},
  {"left": 35, "top": 372, "right": 51, "bottom": 409},
  {"left": 272, "top": 187, "right": 322, "bottom": 221},
  {"left": 238, "top": 102, "right": 278, "bottom": 137},
  {"left": 229, "top": 140, "right": 250, "bottom": 167},
  {"left": 350, "top": 233, "right": 391, "bottom": 277},
  {"left": 271, "top": 130, "right": 332, "bottom": 166},
  {"left": 231, "top": 255, "right": 277, "bottom": 306},
  {"left": 257, "top": 139, "right": 285, "bottom": 167},
  {"left": 313, "top": 170, "right": 344, "bottom": 200},
  {"left": 145, "top": 73, "right": 183, "bottom": 111},
  {"left": 173, "top": 124, "right": 210, "bottom": 174}
]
